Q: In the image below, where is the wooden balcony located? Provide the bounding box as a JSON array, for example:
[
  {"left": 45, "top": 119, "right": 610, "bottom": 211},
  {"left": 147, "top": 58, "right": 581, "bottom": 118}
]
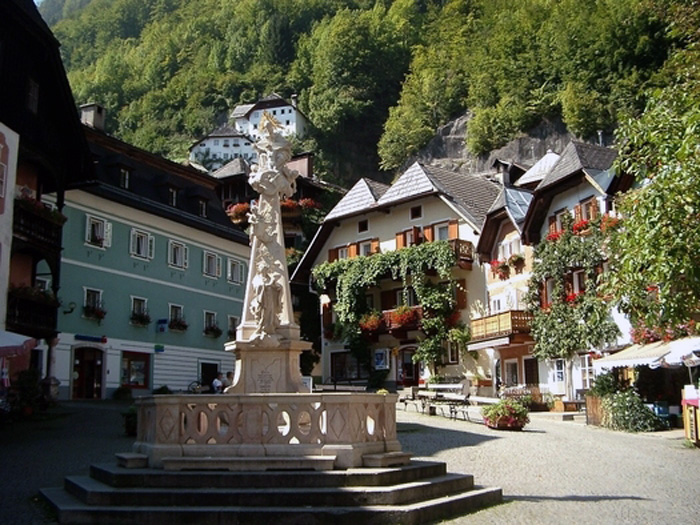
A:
[
  {"left": 470, "top": 310, "right": 533, "bottom": 342},
  {"left": 6, "top": 289, "right": 59, "bottom": 339},
  {"left": 382, "top": 306, "right": 423, "bottom": 337},
  {"left": 448, "top": 239, "right": 475, "bottom": 270},
  {"left": 13, "top": 199, "right": 63, "bottom": 252}
]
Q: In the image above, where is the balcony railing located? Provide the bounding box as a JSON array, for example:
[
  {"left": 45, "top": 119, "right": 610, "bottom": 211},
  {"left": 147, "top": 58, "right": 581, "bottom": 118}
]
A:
[
  {"left": 13, "top": 200, "right": 63, "bottom": 250},
  {"left": 470, "top": 310, "right": 533, "bottom": 342},
  {"left": 382, "top": 306, "right": 423, "bottom": 333},
  {"left": 6, "top": 290, "right": 59, "bottom": 338},
  {"left": 448, "top": 239, "right": 475, "bottom": 269}
]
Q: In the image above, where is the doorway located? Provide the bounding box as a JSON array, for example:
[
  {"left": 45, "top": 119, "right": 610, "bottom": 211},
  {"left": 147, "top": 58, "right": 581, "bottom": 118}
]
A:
[
  {"left": 524, "top": 357, "right": 539, "bottom": 385},
  {"left": 397, "top": 347, "right": 419, "bottom": 387},
  {"left": 72, "top": 347, "right": 103, "bottom": 399}
]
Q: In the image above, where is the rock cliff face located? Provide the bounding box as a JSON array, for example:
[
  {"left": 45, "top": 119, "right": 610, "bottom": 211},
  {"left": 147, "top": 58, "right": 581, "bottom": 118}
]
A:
[{"left": 415, "top": 114, "right": 578, "bottom": 175}]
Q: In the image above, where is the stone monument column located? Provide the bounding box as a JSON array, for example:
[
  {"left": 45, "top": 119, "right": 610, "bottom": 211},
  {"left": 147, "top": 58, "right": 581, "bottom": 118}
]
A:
[{"left": 225, "top": 112, "right": 311, "bottom": 393}]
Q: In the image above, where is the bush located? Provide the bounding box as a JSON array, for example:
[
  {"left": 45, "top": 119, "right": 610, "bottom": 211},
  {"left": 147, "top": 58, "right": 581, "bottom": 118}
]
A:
[
  {"left": 588, "top": 371, "right": 620, "bottom": 397},
  {"left": 112, "top": 386, "right": 133, "bottom": 401},
  {"left": 601, "top": 390, "right": 668, "bottom": 433}
]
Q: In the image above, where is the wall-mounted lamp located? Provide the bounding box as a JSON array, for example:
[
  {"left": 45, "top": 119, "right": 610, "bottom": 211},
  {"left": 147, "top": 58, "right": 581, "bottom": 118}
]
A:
[{"left": 63, "top": 302, "right": 77, "bottom": 314}]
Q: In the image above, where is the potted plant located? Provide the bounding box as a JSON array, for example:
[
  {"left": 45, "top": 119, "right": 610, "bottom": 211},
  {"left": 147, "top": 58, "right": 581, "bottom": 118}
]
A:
[
  {"left": 226, "top": 202, "right": 250, "bottom": 224},
  {"left": 508, "top": 253, "right": 525, "bottom": 269},
  {"left": 482, "top": 398, "right": 530, "bottom": 430},
  {"left": 490, "top": 259, "right": 510, "bottom": 279}
]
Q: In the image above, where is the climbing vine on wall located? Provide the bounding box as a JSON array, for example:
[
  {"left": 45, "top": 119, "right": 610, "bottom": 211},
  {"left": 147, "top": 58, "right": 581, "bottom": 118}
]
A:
[
  {"left": 525, "top": 213, "right": 620, "bottom": 371},
  {"left": 313, "top": 241, "right": 462, "bottom": 371}
]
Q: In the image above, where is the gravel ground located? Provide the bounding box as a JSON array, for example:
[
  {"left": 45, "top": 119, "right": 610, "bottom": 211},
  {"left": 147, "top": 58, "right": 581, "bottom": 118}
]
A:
[
  {"left": 0, "top": 401, "right": 697, "bottom": 524},
  {"left": 396, "top": 406, "right": 700, "bottom": 524}
]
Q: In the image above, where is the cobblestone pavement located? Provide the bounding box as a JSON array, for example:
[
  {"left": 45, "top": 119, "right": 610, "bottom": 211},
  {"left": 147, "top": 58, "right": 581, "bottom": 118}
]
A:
[
  {"left": 0, "top": 401, "right": 698, "bottom": 524},
  {"left": 0, "top": 401, "right": 133, "bottom": 525},
  {"left": 396, "top": 406, "right": 700, "bottom": 524}
]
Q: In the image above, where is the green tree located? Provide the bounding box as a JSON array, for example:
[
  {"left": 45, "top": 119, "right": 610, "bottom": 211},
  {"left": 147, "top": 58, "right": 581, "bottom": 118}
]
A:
[{"left": 605, "top": 44, "right": 700, "bottom": 333}]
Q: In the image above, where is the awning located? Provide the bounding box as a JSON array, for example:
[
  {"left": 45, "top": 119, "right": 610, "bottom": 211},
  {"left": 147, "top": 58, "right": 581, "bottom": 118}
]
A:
[
  {"left": 0, "top": 330, "right": 38, "bottom": 358},
  {"left": 594, "top": 337, "right": 700, "bottom": 373}
]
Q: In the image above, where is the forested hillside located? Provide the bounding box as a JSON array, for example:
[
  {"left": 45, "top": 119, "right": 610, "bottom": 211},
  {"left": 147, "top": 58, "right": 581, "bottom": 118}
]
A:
[{"left": 41, "top": 0, "right": 693, "bottom": 185}]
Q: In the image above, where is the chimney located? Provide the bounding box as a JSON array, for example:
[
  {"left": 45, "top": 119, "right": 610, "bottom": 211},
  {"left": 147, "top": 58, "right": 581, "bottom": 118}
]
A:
[
  {"left": 80, "top": 103, "right": 106, "bottom": 131},
  {"left": 290, "top": 94, "right": 298, "bottom": 108}
]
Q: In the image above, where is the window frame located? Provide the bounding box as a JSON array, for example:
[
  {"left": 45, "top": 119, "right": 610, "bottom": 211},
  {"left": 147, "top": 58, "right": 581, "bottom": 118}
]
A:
[
  {"left": 203, "top": 250, "right": 222, "bottom": 278},
  {"left": 227, "top": 258, "right": 244, "bottom": 284},
  {"left": 84, "top": 287, "right": 103, "bottom": 309},
  {"left": 130, "top": 228, "right": 154, "bottom": 260},
  {"left": 131, "top": 296, "right": 147, "bottom": 316},
  {"left": 169, "top": 303, "right": 184, "bottom": 322},
  {"left": 168, "top": 187, "right": 178, "bottom": 207},
  {"left": 409, "top": 205, "right": 422, "bottom": 220},
  {"left": 358, "top": 219, "right": 369, "bottom": 233},
  {"left": 85, "top": 215, "right": 111, "bottom": 248},
  {"left": 168, "top": 240, "right": 189, "bottom": 269}
]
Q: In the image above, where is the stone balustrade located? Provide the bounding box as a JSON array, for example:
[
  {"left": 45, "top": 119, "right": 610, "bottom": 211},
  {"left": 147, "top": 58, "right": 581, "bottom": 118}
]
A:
[{"left": 134, "top": 393, "right": 401, "bottom": 469}]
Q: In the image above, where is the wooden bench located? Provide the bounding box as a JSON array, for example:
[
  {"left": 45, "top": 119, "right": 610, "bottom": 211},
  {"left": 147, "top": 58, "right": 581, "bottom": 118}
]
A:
[{"left": 416, "top": 383, "right": 471, "bottom": 420}]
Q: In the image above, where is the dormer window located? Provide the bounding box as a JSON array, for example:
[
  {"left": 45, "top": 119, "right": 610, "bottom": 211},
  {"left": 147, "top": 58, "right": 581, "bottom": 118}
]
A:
[
  {"left": 27, "top": 78, "right": 39, "bottom": 114},
  {"left": 168, "top": 187, "right": 177, "bottom": 207},
  {"left": 119, "top": 167, "right": 130, "bottom": 189},
  {"left": 198, "top": 199, "right": 207, "bottom": 217}
]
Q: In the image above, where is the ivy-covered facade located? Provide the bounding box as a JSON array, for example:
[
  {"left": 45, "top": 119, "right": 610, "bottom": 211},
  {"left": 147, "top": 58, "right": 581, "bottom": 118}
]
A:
[{"left": 292, "top": 162, "right": 500, "bottom": 390}]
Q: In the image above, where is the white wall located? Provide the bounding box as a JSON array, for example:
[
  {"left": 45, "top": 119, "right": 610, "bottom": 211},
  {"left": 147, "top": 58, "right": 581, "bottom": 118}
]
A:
[{"left": 0, "top": 122, "right": 19, "bottom": 330}]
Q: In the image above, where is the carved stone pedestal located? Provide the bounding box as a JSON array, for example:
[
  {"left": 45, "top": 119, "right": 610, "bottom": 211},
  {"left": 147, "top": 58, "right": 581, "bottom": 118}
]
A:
[{"left": 224, "top": 338, "right": 311, "bottom": 394}]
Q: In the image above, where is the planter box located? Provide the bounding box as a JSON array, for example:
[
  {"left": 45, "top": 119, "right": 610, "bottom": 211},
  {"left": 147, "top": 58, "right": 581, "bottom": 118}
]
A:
[{"left": 484, "top": 418, "right": 524, "bottom": 431}]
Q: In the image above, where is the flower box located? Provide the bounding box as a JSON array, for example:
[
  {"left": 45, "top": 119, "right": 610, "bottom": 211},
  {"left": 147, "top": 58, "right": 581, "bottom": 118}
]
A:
[
  {"left": 83, "top": 304, "right": 107, "bottom": 323},
  {"left": 203, "top": 325, "right": 223, "bottom": 338},
  {"left": 481, "top": 398, "right": 529, "bottom": 430},
  {"left": 226, "top": 202, "right": 250, "bottom": 224},
  {"left": 390, "top": 306, "right": 420, "bottom": 329},
  {"left": 168, "top": 318, "right": 188, "bottom": 331},
  {"left": 130, "top": 311, "right": 151, "bottom": 326},
  {"left": 359, "top": 312, "right": 384, "bottom": 333}
]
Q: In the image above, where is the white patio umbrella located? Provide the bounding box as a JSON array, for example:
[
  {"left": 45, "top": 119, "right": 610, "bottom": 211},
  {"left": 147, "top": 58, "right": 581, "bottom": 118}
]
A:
[{"left": 0, "top": 330, "right": 38, "bottom": 358}]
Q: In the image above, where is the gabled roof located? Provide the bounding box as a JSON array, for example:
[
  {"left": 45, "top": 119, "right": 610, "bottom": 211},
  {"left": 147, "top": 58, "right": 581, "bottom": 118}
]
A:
[
  {"left": 231, "top": 103, "right": 256, "bottom": 120},
  {"left": 515, "top": 150, "right": 560, "bottom": 188},
  {"left": 419, "top": 163, "right": 501, "bottom": 228},
  {"left": 325, "top": 178, "right": 389, "bottom": 221},
  {"left": 477, "top": 187, "right": 533, "bottom": 258},
  {"left": 212, "top": 158, "right": 250, "bottom": 179},
  {"left": 535, "top": 141, "right": 617, "bottom": 191},
  {"left": 231, "top": 93, "right": 295, "bottom": 120},
  {"left": 522, "top": 141, "right": 622, "bottom": 245},
  {"left": 291, "top": 163, "right": 500, "bottom": 284}
]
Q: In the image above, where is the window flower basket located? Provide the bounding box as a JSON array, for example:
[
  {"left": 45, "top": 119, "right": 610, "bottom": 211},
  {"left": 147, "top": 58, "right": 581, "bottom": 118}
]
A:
[
  {"left": 565, "top": 291, "right": 583, "bottom": 303},
  {"left": 600, "top": 213, "right": 620, "bottom": 233},
  {"left": 226, "top": 202, "right": 250, "bottom": 224},
  {"left": 15, "top": 196, "right": 68, "bottom": 225},
  {"left": 130, "top": 311, "right": 151, "bottom": 326},
  {"left": 280, "top": 198, "right": 299, "bottom": 212},
  {"left": 359, "top": 311, "right": 384, "bottom": 333},
  {"left": 490, "top": 259, "right": 509, "bottom": 279},
  {"left": 83, "top": 304, "right": 107, "bottom": 324},
  {"left": 168, "top": 318, "right": 188, "bottom": 331},
  {"left": 203, "top": 324, "right": 223, "bottom": 338},
  {"left": 572, "top": 219, "right": 591, "bottom": 235},
  {"left": 390, "top": 305, "right": 420, "bottom": 329},
  {"left": 8, "top": 285, "right": 59, "bottom": 306},
  {"left": 298, "top": 198, "right": 322, "bottom": 210},
  {"left": 482, "top": 398, "right": 530, "bottom": 430},
  {"left": 546, "top": 230, "right": 564, "bottom": 242},
  {"left": 507, "top": 253, "right": 525, "bottom": 268}
]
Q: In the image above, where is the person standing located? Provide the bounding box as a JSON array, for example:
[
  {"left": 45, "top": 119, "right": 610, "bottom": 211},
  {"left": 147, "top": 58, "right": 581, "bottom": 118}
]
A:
[
  {"left": 222, "top": 371, "right": 233, "bottom": 390},
  {"left": 211, "top": 372, "right": 223, "bottom": 393}
]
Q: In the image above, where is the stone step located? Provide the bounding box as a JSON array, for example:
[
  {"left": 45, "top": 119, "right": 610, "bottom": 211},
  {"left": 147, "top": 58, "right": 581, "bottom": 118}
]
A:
[
  {"left": 115, "top": 452, "right": 148, "bottom": 469},
  {"left": 362, "top": 451, "right": 412, "bottom": 468},
  {"left": 62, "top": 472, "right": 474, "bottom": 508},
  {"left": 89, "top": 460, "right": 447, "bottom": 489},
  {"left": 161, "top": 455, "right": 336, "bottom": 472},
  {"left": 41, "top": 485, "right": 503, "bottom": 525}
]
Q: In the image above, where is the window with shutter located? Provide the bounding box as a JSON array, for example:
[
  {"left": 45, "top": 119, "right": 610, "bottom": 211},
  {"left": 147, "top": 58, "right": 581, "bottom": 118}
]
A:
[
  {"left": 328, "top": 248, "right": 339, "bottom": 262},
  {"left": 424, "top": 225, "right": 434, "bottom": 243},
  {"left": 370, "top": 238, "right": 380, "bottom": 255},
  {"left": 395, "top": 232, "right": 405, "bottom": 250},
  {"left": 448, "top": 219, "right": 459, "bottom": 240}
]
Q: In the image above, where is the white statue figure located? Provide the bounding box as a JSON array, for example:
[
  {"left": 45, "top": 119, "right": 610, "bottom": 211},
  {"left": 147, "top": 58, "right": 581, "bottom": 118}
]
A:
[{"left": 236, "top": 111, "right": 301, "bottom": 345}]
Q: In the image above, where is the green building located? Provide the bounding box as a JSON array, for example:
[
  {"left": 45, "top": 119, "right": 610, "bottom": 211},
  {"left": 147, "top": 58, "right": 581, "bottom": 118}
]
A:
[{"left": 43, "top": 107, "right": 249, "bottom": 399}]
